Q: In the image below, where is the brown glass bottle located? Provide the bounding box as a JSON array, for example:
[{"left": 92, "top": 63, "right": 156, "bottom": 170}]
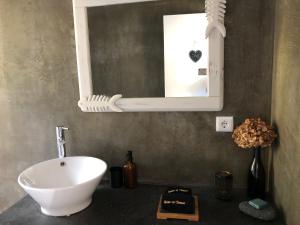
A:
[{"left": 123, "top": 151, "right": 137, "bottom": 189}]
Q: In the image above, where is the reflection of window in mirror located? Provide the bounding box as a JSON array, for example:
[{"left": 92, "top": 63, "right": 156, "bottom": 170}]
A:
[
  {"left": 87, "top": 1, "right": 204, "bottom": 98},
  {"left": 164, "top": 13, "right": 208, "bottom": 97}
]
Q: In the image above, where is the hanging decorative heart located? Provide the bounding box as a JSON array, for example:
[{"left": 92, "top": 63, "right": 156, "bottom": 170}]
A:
[{"left": 189, "top": 50, "right": 202, "bottom": 63}]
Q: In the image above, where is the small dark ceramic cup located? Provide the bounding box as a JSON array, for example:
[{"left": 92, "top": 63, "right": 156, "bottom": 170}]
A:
[{"left": 110, "top": 167, "right": 123, "bottom": 188}]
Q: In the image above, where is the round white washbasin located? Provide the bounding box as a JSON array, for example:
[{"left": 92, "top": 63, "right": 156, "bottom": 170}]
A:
[{"left": 18, "top": 156, "right": 107, "bottom": 216}]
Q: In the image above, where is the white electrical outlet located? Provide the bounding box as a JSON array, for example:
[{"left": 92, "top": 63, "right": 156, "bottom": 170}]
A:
[{"left": 216, "top": 117, "right": 234, "bottom": 132}]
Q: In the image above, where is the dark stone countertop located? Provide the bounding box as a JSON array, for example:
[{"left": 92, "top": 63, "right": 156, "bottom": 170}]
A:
[{"left": 0, "top": 184, "right": 285, "bottom": 225}]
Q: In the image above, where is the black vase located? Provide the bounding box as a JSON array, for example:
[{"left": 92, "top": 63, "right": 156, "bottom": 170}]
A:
[{"left": 247, "top": 147, "right": 266, "bottom": 199}]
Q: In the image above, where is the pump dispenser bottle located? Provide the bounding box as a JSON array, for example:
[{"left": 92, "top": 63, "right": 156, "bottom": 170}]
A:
[{"left": 123, "top": 151, "right": 137, "bottom": 188}]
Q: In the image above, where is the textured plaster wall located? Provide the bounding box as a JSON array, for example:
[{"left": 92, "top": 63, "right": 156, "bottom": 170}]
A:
[
  {"left": 0, "top": 0, "right": 274, "bottom": 213},
  {"left": 271, "top": 0, "right": 300, "bottom": 225}
]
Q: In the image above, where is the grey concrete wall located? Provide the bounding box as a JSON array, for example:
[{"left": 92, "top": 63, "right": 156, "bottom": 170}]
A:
[
  {"left": 271, "top": 0, "right": 300, "bottom": 225},
  {"left": 0, "top": 0, "right": 274, "bottom": 213}
]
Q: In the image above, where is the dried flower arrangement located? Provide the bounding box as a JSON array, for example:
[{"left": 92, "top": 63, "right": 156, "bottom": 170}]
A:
[{"left": 232, "top": 118, "right": 277, "bottom": 149}]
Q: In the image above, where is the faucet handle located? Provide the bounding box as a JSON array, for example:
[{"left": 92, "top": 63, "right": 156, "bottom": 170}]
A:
[
  {"left": 56, "top": 126, "right": 69, "bottom": 130},
  {"left": 56, "top": 126, "right": 69, "bottom": 138}
]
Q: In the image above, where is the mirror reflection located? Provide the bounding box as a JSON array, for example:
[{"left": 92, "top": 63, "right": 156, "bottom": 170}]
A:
[{"left": 88, "top": 0, "right": 206, "bottom": 98}]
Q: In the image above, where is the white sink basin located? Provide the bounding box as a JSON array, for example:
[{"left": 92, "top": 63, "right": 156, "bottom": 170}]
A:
[{"left": 18, "top": 156, "right": 107, "bottom": 216}]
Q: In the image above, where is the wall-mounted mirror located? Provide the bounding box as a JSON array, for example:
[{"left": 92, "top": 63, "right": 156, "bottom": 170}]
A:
[{"left": 72, "top": 0, "right": 226, "bottom": 112}]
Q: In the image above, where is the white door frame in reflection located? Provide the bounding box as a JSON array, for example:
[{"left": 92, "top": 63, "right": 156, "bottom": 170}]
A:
[{"left": 72, "top": 0, "right": 226, "bottom": 112}]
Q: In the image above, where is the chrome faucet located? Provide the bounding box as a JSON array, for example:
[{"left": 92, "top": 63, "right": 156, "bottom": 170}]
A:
[{"left": 56, "top": 126, "right": 69, "bottom": 158}]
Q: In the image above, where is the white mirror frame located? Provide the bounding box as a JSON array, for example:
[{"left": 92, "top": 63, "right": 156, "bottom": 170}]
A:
[{"left": 72, "top": 0, "right": 226, "bottom": 112}]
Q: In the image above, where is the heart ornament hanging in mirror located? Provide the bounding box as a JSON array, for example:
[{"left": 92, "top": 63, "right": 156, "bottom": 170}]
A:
[{"left": 189, "top": 50, "right": 202, "bottom": 63}]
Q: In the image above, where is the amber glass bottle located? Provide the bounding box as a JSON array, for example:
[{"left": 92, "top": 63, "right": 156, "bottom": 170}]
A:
[{"left": 123, "top": 151, "right": 137, "bottom": 188}]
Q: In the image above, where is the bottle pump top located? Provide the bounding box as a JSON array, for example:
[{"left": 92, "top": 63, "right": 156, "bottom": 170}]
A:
[{"left": 127, "top": 151, "right": 133, "bottom": 162}]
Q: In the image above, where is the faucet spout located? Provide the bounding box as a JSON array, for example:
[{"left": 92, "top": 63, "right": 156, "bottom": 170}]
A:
[{"left": 56, "top": 126, "right": 69, "bottom": 158}]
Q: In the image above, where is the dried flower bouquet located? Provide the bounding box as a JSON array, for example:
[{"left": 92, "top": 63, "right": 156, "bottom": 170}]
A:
[{"left": 232, "top": 118, "right": 277, "bottom": 149}]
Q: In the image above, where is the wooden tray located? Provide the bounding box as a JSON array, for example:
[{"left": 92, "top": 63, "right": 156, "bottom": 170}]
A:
[{"left": 156, "top": 195, "right": 200, "bottom": 222}]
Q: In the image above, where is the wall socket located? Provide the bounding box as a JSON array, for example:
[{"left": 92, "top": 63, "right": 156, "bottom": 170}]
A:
[{"left": 216, "top": 117, "right": 234, "bottom": 132}]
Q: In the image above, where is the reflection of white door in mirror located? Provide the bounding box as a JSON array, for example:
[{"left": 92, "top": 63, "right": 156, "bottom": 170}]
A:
[
  {"left": 164, "top": 13, "right": 208, "bottom": 97},
  {"left": 72, "top": 0, "right": 226, "bottom": 112}
]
